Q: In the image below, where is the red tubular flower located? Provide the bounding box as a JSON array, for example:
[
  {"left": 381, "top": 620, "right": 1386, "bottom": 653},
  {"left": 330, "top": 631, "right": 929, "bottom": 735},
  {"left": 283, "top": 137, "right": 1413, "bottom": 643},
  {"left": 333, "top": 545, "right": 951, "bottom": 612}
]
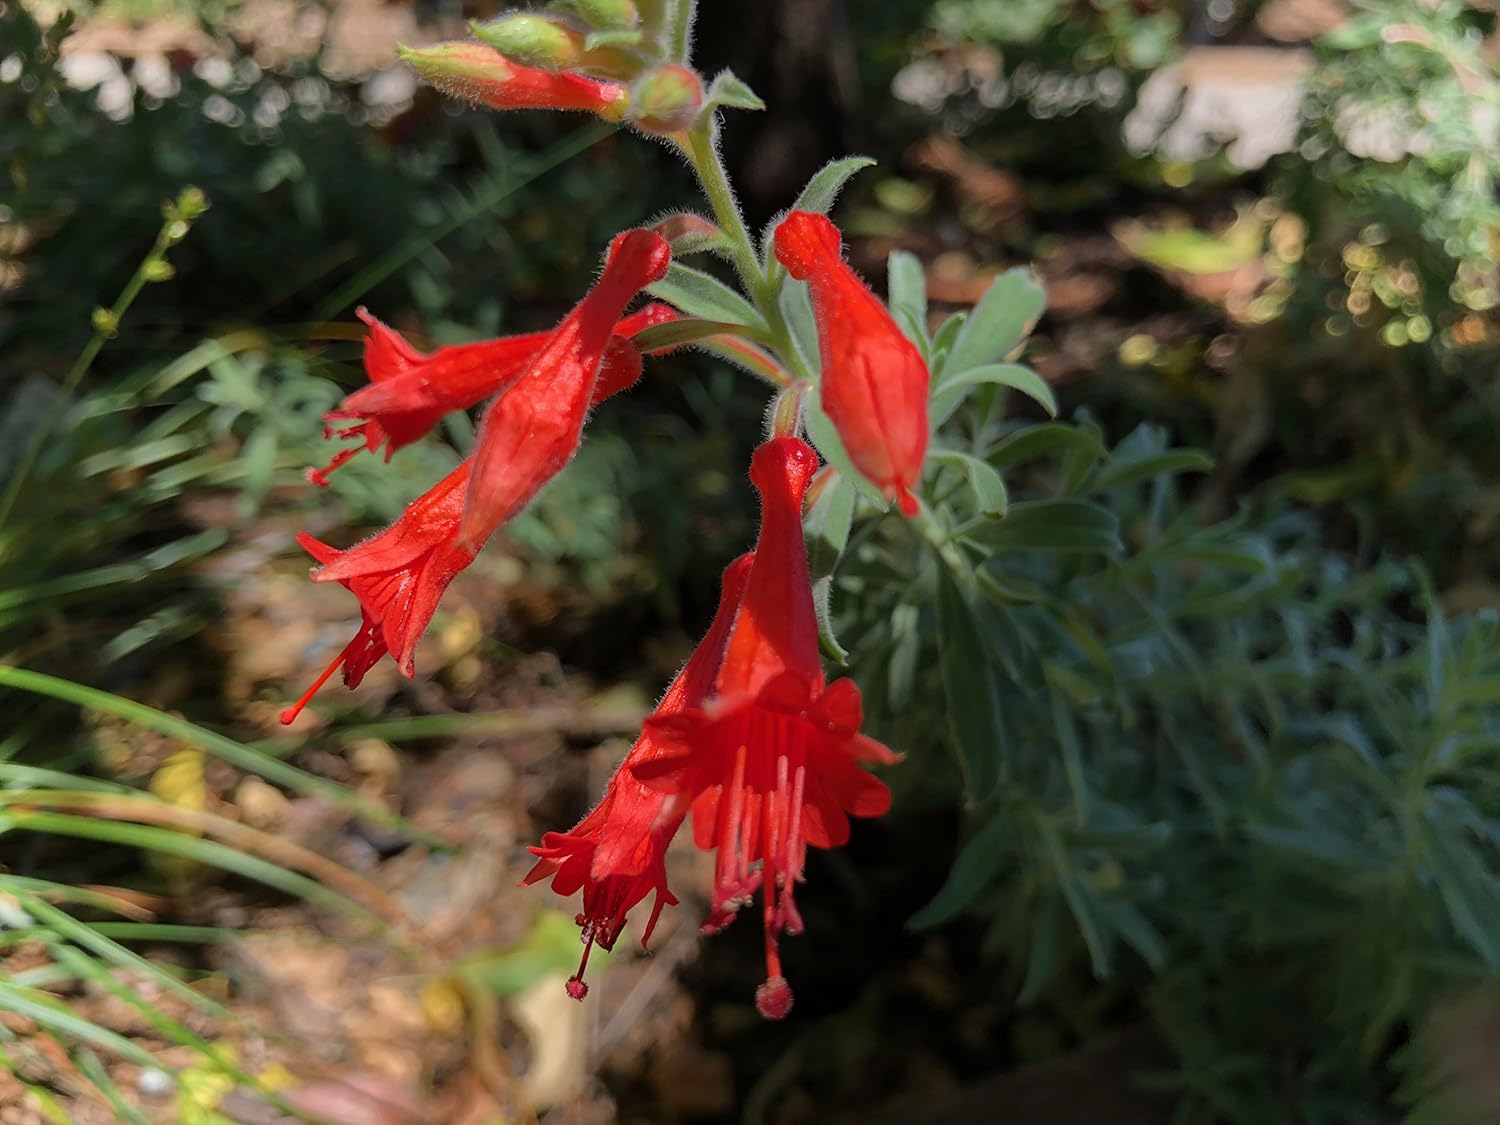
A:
[
  {"left": 772, "top": 211, "right": 930, "bottom": 516},
  {"left": 635, "top": 437, "right": 899, "bottom": 1020},
  {"left": 398, "top": 42, "right": 630, "bottom": 120},
  {"left": 457, "top": 229, "right": 671, "bottom": 549},
  {"left": 309, "top": 303, "right": 676, "bottom": 486},
  {"left": 524, "top": 553, "right": 754, "bottom": 1000},
  {"left": 280, "top": 462, "right": 476, "bottom": 725}
]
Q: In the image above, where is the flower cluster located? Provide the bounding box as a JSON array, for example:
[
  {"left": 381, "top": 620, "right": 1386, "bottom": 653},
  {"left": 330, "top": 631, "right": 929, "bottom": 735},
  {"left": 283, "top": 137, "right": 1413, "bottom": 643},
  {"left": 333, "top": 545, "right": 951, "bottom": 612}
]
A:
[{"left": 286, "top": 1, "right": 933, "bottom": 1018}]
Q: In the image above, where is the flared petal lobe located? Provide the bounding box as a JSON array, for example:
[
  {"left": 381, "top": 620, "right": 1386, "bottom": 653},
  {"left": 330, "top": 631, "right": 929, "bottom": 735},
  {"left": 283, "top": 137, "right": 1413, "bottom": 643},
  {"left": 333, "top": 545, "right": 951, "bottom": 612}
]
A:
[
  {"left": 310, "top": 304, "right": 674, "bottom": 485},
  {"left": 634, "top": 437, "right": 899, "bottom": 1019},
  {"left": 457, "top": 229, "right": 671, "bottom": 549},
  {"left": 773, "top": 211, "right": 930, "bottom": 516},
  {"left": 524, "top": 553, "right": 755, "bottom": 999},
  {"left": 279, "top": 461, "right": 477, "bottom": 724}
]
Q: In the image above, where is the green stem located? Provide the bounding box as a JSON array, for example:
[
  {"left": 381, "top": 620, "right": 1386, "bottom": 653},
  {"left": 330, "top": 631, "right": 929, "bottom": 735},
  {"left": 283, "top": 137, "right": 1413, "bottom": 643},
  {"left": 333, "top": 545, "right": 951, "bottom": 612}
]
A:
[
  {"left": 0, "top": 188, "right": 206, "bottom": 532},
  {"left": 681, "top": 119, "right": 817, "bottom": 385},
  {"left": 683, "top": 119, "right": 759, "bottom": 288}
]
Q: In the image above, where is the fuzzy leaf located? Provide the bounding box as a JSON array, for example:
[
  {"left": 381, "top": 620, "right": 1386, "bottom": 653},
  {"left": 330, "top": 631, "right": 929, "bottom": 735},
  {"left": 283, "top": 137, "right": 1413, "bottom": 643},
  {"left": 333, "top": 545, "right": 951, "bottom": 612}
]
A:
[
  {"left": 944, "top": 268, "right": 1046, "bottom": 378},
  {"left": 931, "top": 363, "right": 1057, "bottom": 428},
  {"left": 804, "top": 471, "right": 856, "bottom": 579},
  {"left": 789, "top": 156, "right": 877, "bottom": 218},
  {"left": 647, "top": 263, "right": 767, "bottom": 331},
  {"left": 804, "top": 388, "right": 887, "bottom": 508},
  {"left": 929, "top": 449, "right": 1008, "bottom": 516},
  {"left": 812, "top": 575, "right": 849, "bottom": 665},
  {"left": 631, "top": 317, "right": 762, "bottom": 353},
  {"left": 887, "top": 250, "right": 928, "bottom": 346},
  {"left": 704, "top": 69, "right": 765, "bottom": 112}
]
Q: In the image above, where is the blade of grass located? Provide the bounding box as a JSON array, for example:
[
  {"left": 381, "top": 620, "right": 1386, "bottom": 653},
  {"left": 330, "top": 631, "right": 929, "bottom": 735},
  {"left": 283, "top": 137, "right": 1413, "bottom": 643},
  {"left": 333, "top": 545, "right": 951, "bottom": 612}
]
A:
[
  {"left": 0, "top": 792, "right": 410, "bottom": 934},
  {"left": 0, "top": 875, "right": 163, "bottom": 921},
  {"left": 76, "top": 922, "right": 241, "bottom": 943},
  {"left": 0, "top": 666, "right": 442, "bottom": 846},
  {"left": 72, "top": 1048, "right": 152, "bottom": 1125},
  {"left": 0, "top": 763, "right": 133, "bottom": 793},
  {"left": 332, "top": 704, "right": 646, "bottom": 744},
  {"left": 0, "top": 810, "right": 404, "bottom": 945},
  {"left": 0, "top": 981, "right": 163, "bottom": 1070},
  {"left": 48, "top": 944, "right": 306, "bottom": 1122},
  {"left": 0, "top": 1043, "right": 73, "bottom": 1124},
  {"left": 16, "top": 894, "right": 233, "bottom": 1022}
]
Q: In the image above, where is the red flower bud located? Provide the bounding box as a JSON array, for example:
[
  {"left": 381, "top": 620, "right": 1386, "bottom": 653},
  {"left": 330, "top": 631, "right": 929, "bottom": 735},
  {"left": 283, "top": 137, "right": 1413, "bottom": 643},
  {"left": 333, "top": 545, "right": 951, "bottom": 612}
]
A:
[
  {"left": 457, "top": 229, "right": 671, "bottom": 549},
  {"left": 398, "top": 41, "right": 629, "bottom": 120},
  {"left": 773, "top": 211, "right": 930, "bottom": 516}
]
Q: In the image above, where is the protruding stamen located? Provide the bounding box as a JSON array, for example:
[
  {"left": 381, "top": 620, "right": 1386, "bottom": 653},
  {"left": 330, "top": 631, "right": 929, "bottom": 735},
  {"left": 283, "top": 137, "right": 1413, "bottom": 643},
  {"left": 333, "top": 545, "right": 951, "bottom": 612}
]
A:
[
  {"left": 306, "top": 444, "right": 365, "bottom": 488},
  {"left": 755, "top": 976, "right": 793, "bottom": 1020},
  {"left": 715, "top": 742, "right": 750, "bottom": 914},
  {"left": 279, "top": 641, "right": 353, "bottom": 725},
  {"left": 778, "top": 762, "right": 808, "bottom": 934},
  {"left": 567, "top": 937, "right": 595, "bottom": 1001}
]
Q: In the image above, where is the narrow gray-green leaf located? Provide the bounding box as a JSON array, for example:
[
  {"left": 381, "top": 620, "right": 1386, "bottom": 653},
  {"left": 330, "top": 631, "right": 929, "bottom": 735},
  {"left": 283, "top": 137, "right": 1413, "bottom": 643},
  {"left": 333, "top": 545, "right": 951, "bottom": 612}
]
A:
[
  {"left": 1088, "top": 448, "right": 1213, "bottom": 493},
  {"left": 631, "top": 317, "right": 764, "bottom": 353},
  {"left": 804, "top": 391, "right": 887, "bottom": 508},
  {"left": 778, "top": 276, "right": 820, "bottom": 373},
  {"left": 989, "top": 422, "right": 1107, "bottom": 472},
  {"left": 929, "top": 311, "right": 966, "bottom": 375},
  {"left": 944, "top": 267, "right": 1046, "bottom": 378},
  {"left": 789, "top": 156, "right": 876, "bottom": 218},
  {"left": 929, "top": 449, "right": 1008, "bottom": 516},
  {"left": 967, "top": 499, "right": 1121, "bottom": 554},
  {"left": 812, "top": 576, "right": 849, "bottom": 665},
  {"left": 887, "top": 249, "right": 928, "bottom": 344},
  {"left": 804, "top": 472, "right": 856, "bottom": 579},
  {"left": 0, "top": 983, "right": 162, "bottom": 1070},
  {"left": 937, "top": 562, "right": 1007, "bottom": 800},
  {"left": 909, "top": 815, "right": 1011, "bottom": 928},
  {"left": 647, "top": 263, "right": 767, "bottom": 331},
  {"left": 932, "top": 363, "right": 1057, "bottom": 428},
  {"left": 704, "top": 68, "right": 765, "bottom": 112}
]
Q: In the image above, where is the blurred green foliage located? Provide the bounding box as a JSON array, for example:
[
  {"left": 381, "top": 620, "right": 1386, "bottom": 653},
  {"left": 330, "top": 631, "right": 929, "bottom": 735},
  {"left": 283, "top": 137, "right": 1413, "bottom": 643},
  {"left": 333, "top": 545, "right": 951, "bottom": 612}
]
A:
[
  {"left": 749, "top": 234, "right": 1499, "bottom": 1118},
  {"left": 879, "top": 0, "right": 1500, "bottom": 591}
]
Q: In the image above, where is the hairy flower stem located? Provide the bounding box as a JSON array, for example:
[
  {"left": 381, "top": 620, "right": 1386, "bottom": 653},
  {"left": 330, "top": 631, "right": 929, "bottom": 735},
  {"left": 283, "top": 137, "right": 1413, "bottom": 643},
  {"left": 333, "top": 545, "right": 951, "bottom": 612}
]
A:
[{"left": 681, "top": 120, "right": 816, "bottom": 387}]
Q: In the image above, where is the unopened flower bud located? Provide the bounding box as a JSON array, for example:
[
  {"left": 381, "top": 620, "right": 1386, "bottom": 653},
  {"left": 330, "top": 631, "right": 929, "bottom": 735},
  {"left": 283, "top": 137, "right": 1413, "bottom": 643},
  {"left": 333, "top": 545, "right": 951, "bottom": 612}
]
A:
[
  {"left": 471, "top": 13, "right": 636, "bottom": 77},
  {"left": 628, "top": 64, "right": 703, "bottom": 135},
  {"left": 399, "top": 41, "right": 629, "bottom": 121},
  {"left": 473, "top": 13, "right": 579, "bottom": 69}
]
